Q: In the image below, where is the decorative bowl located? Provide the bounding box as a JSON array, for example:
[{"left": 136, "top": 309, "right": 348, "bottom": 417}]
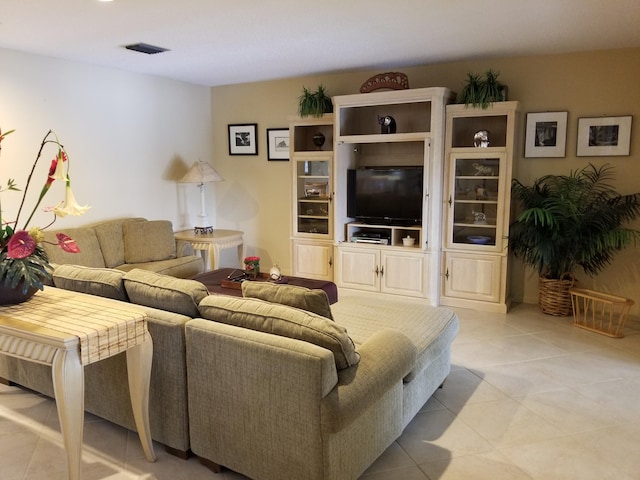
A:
[{"left": 467, "top": 235, "right": 491, "bottom": 245}]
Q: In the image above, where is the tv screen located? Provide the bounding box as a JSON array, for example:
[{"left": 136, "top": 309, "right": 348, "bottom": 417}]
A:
[{"left": 347, "top": 167, "right": 424, "bottom": 224}]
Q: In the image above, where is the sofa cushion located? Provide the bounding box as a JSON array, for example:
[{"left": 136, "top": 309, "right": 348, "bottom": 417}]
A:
[
  {"left": 116, "top": 256, "right": 204, "bottom": 279},
  {"left": 198, "top": 295, "right": 359, "bottom": 370},
  {"left": 123, "top": 269, "right": 208, "bottom": 317},
  {"left": 123, "top": 220, "right": 176, "bottom": 264},
  {"left": 42, "top": 227, "right": 106, "bottom": 268},
  {"left": 93, "top": 218, "right": 145, "bottom": 268},
  {"left": 52, "top": 264, "right": 128, "bottom": 301},
  {"left": 241, "top": 282, "right": 333, "bottom": 320},
  {"left": 330, "top": 295, "right": 459, "bottom": 382}
]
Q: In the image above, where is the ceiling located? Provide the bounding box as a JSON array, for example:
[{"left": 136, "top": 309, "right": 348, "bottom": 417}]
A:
[{"left": 1, "top": 0, "right": 640, "bottom": 87}]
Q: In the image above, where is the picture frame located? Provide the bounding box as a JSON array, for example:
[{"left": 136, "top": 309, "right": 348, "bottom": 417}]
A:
[
  {"left": 228, "top": 123, "right": 258, "bottom": 155},
  {"left": 524, "top": 111, "right": 568, "bottom": 158},
  {"left": 266, "top": 128, "right": 290, "bottom": 161},
  {"left": 577, "top": 116, "right": 632, "bottom": 156}
]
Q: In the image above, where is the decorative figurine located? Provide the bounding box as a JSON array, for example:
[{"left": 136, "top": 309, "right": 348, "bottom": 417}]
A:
[
  {"left": 473, "top": 130, "right": 489, "bottom": 148},
  {"left": 472, "top": 211, "right": 487, "bottom": 224},
  {"left": 473, "top": 162, "right": 494, "bottom": 176},
  {"left": 378, "top": 115, "right": 397, "bottom": 134}
]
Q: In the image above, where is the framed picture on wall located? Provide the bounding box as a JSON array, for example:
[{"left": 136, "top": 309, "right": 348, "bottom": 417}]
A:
[
  {"left": 266, "top": 128, "right": 290, "bottom": 161},
  {"left": 228, "top": 123, "right": 258, "bottom": 155},
  {"left": 577, "top": 116, "right": 632, "bottom": 156},
  {"left": 524, "top": 111, "right": 568, "bottom": 158}
]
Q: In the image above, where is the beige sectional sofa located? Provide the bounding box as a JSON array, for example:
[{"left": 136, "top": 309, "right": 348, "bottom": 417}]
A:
[
  {"left": 42, "top": 217, "right": 204, "bottom": 278},
  {"left": 0, "top": 267, "right": 458, "bottom": 479}
]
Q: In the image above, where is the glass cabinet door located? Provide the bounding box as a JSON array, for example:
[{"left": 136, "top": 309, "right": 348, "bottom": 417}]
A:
[
  {"left": 295, "top": 155, "right": 332, "bottom": 237},
  {"left": 447, "top": 153, "right": 506, "bottom": 248}
]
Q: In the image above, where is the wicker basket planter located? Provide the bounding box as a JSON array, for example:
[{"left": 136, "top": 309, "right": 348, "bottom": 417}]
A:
[{"left": 538, "top": 274, "right": 575, "bottom": 316}]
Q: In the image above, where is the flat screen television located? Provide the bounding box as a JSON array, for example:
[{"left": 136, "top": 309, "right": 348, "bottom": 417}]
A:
[{"left": 347, "top": 166, "right": 424, "bottom": 225}]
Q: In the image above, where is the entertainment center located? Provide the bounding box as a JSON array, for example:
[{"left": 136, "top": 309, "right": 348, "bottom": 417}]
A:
[{"left": 289, "top": 87, "right": 519, "bottom": 311}]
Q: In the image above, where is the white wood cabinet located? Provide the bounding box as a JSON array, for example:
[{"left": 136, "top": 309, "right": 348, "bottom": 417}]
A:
[
  {"left": 292, "top": 239, "right": 333, "bottom": 280},
  {"left": 337, "top": 245, "right": 427, "bottom": 298},
  {"left": 332, "top": 87, "right": 453, "bottom": 303},
  {"left": 443, "top": 252, "right": 503, "bottom": 303},
  {"left": 441, "top": 102, "right": 520, "bottom": 312},
  {"left": 289, "top": 115, "right": 335, "bottom": 281}
]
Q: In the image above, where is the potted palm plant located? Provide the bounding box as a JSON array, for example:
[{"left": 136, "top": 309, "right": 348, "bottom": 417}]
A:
[{"left": 509, "top": 164, "right": 640, "bottom": 316}]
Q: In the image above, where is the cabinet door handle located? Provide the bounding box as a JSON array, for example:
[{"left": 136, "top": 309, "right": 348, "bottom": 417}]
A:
[
  {"left": 448, "top": 196, "right": 452, "bottom": 207},
  {"left": 328, "top": 256, "right": 333, "bottom": 267},
  {"left": 374, "top": 266, "right": 379, "bottom": 276},
  {"left": 445, "top": 268, "right": 450, "bottom": 280},
  {"left": 380, "top": 266, "right": 384, "bottom": 277}
]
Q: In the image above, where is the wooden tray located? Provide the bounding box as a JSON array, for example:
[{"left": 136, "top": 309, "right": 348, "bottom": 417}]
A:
[{"left": 221, "top": 272, "right": 284, "bottom": 290}]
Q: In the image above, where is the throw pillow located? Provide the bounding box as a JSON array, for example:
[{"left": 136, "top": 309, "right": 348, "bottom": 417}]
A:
[
  {"left": 53, "top": 264, "right": 128, "bottom": 301},
  {"left": 123, "top": 268, "right": 208, "bottom": 317},
  {"left": 198, "top": 295, "right": 359, "bottom": 370},
  {"left": 42, "top": 227, "right": 106, "bottom": 267},
  {"left": 93, "top": 218, "right": 145, "bottom": 268},
  {"left": 242, "top": 282, "right": 333, "bottom": 320},
  {"left": 123, "top": 220, "right": 176, "bottom": 264}
]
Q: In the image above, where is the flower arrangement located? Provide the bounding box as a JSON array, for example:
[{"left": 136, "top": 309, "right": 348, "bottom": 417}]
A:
[
  {"left": 243, "top": 256, "right": 260, "bottom": 279},
  {"left": 0, "top": 128, "right": 89, "bottom": 297}
]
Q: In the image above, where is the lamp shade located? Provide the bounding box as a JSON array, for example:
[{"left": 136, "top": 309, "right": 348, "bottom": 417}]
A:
[{"left": 180, "top": 160, "right": 224, "bottom": 184}]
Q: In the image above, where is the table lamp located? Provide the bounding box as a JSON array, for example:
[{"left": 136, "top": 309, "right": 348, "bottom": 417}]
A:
[{"left": 180, "top": 160, "right": 224, "bottom": 234}]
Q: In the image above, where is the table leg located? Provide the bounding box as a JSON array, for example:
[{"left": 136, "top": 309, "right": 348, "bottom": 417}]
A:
[
  {"left": 209, "top": 245, "right": 218, "bottom": 271},
  {"left": 51, "top": 348, "right": 84, "bottom": 480},
  {"left": 237, "top": 242, "right": 245, "bottom": 268},
  {"left": 126, "top": 332, "right": 157, "bottom": 462}
]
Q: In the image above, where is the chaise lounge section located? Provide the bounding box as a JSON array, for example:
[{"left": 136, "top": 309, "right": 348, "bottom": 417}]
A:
[{"left": 186, "top": 284, "right": 459, "bottom": 480}]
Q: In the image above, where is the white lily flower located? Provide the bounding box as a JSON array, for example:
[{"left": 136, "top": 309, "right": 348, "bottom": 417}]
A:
[{"left": 53, "top": 182, "right": 90, "bottom": 217}]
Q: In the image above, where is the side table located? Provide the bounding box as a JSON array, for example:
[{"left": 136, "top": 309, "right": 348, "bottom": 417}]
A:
[
  {"left": 0, "top": 288, "right": 156, "bottom": 480},
  {"left": 175, "top": 229, "right": 245, "bottom": 271}
]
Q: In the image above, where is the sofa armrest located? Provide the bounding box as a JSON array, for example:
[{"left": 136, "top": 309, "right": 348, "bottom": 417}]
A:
[
  {"left": 175, "top": 239, "right": 195, "bottom": 257},
  {"left": 320, "top": 329, "right": 417, "bottom": 433}
]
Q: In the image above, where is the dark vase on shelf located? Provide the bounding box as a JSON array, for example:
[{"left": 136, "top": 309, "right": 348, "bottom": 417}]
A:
[{"left": 312, "top": 132, "right": 325, "bottom": 150}]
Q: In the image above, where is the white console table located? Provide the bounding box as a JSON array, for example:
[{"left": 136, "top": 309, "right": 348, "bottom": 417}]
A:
[
  {"left": 0, "top": 288, "right": 156, "bottom": 480},
  {"left": 175, "top": 229, "right": 245, "bottom": 271}
]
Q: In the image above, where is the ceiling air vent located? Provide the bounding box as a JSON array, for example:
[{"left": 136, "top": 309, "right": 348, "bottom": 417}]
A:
[{"left": 124, "top": 43, "right": 169, "bottom": 55}]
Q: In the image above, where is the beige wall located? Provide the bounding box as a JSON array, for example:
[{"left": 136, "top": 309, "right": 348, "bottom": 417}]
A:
[
  {"left": 0, "top": 48, "right": 212, "bottom": 233},
  {"left": 211, "top": 47, "right": 640, "bottom": 312}
]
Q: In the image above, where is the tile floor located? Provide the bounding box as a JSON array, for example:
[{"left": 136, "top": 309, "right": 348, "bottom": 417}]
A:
[{"left": 1, "top": 302, "right": 639, "bottom": 480}]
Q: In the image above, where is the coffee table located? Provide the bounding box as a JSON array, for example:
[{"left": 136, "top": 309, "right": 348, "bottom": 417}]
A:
[{"left": 192, "top": 268, "right": 338, "bottom": 304}]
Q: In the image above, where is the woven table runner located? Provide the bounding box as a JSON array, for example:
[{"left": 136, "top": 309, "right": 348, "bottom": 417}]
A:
[{"left": 0, "top": 288, "right": 147, "bottom": 365}]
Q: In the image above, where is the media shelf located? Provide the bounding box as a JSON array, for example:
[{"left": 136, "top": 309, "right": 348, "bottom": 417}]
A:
[
  {"left": 333, "top": 87, "right": 453, "bottom": 302},
  {"left": 346, "top": 222, "right": 422, "bottom": 249}
]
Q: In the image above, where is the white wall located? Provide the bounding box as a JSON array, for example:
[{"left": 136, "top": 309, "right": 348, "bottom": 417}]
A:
[{"left": 0, "top": 48, "right": 212, "bottom": 234}]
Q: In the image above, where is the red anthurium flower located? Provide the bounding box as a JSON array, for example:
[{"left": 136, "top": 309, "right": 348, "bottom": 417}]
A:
[
  {"left": 6, "top": 230, "right": 37, "bottom": 259},
  {"left": 56, "top": 233, "right": 80, "bottom": 253}
]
